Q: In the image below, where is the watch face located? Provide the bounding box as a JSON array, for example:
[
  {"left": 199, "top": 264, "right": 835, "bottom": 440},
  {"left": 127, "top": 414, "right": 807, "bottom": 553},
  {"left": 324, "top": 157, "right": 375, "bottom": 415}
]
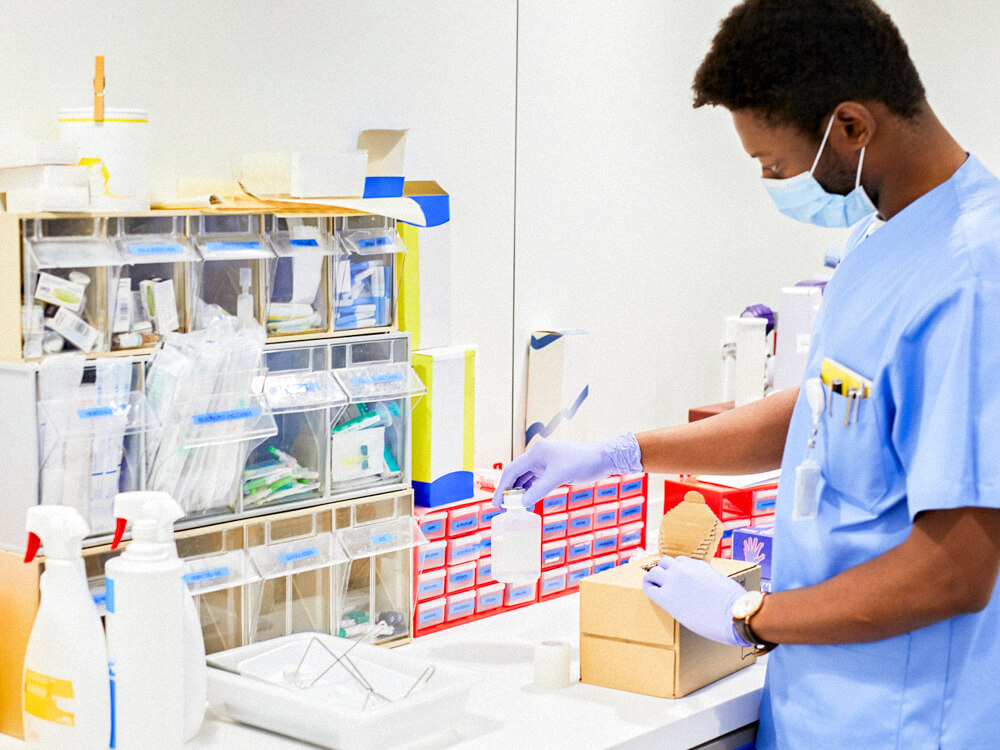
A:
[{"left": 732, "top": 590, "right": 764, "bottom": 619}]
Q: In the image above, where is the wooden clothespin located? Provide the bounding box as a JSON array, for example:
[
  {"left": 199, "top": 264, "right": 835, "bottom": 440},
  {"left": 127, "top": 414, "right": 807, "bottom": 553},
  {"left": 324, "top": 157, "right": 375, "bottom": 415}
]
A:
[{"left": 93, "top": 55, "right": 105, "bottom": 122}]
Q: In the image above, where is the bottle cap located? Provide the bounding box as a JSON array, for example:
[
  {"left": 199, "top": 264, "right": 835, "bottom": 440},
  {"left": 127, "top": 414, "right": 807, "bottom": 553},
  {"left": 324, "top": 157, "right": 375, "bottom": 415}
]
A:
[
  {"left": 501, "top": 488, "right": 526, "bottom": 510},
  {"left": 112, "top": 491, "right": 184, "bottom": 549}
]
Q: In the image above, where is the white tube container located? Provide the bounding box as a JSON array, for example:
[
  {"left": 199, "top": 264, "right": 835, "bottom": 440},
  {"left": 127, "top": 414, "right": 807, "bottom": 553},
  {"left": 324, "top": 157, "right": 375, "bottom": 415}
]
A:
[
  {"left": 104, "top": 492, "right": 186, "bottom": 750},
  {"left": 491, "top": 489, "right": 542, "bottom": 584},
  {"left": 58, "top": 107, "right": 150, "bottom": 211},
  {"left": 22, "top": 506, "right": 111, "bottom": 750}
]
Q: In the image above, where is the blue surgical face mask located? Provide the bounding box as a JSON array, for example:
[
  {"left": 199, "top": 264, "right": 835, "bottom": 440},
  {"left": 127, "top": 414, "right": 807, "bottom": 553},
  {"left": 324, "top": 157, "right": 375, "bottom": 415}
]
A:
[{"left": 762, "top": 115, "right": 876, "bottom": 228}]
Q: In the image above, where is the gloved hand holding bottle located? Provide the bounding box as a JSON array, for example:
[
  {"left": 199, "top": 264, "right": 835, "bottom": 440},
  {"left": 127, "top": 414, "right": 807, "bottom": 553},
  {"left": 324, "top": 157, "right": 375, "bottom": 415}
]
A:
[
  {"left": 641, "top": 555, "right": 751, "bottom": 646},
  {"left": 491, "top": 432, "right": 643, "bottom": 510}
]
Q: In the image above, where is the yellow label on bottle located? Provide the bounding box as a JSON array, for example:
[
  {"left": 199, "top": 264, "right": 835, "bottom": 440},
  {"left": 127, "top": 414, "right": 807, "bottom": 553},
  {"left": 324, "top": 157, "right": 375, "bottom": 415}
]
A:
[{"left": 24, "top": 669, "right": 75, "bottom": 726}]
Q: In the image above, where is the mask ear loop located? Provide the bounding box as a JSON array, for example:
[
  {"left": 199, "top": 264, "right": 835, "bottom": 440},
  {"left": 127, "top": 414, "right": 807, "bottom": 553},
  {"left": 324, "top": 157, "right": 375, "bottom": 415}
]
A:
[
  {"left": 854, "top": 147, "right": 866, "bottom": 189},
  {"left": 809, "top": 114, "right": 838, "bottom": 175}
]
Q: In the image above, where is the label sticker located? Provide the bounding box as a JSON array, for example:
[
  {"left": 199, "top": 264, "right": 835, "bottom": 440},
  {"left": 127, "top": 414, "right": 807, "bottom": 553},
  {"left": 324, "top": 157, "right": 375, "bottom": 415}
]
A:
[
  {"left": 24, "top": 670, "right": 75, "bottom": 726},
  {"left": 418, "top": 608, "right": 442, "bottom": 625},
  {"left": 357, "top": 236, "right": 394, "bottom": 249},
  {"left": 418, "top": 581, "right": 443, "bottom": 595},
  {"left": 183, "top": 566, "right": 232, "bottom": 585},
  {"left": 192, "top": 407, "right": 260, "bottom": 426},
  {"left": 449, "top": 601, "right": 474, "bottom": 616},
  {"left": 451, "top": 570, "right": 473, "bottom": 584},
  {"left": 289, "top": 239, "right": 320, "bottom": 248},
  {"left": 452, "top": 517, "right": 476, "bottom": 531},
  {"left": 370, "top": 532, "right": 394, "bottom": 546},
  {"left": 349, "top": 372, "right": 406, "bottom": 387},
  {"left": 204, "top": 241, "right": 262, "bottom": 252},
  {"left": 129, "top": 243, "right": 184, "bottom": 256},
  {"left": 279, "top": 546, "right": 319, "bottom": 565},
  {"left": 77, "top": 406, "right": 116, "bottom": 420},
  {"left": 421, "top": 520, "right": 443, "bottom": 534},
  {"left": 479, "top": 593, "right": 502, "bottom": 607}
]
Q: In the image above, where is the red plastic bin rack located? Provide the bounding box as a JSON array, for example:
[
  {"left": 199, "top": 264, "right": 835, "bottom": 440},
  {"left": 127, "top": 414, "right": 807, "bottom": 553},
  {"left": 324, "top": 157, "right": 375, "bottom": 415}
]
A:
[{"left": 663, "top": 476, "right": 779, "bottom": 521}]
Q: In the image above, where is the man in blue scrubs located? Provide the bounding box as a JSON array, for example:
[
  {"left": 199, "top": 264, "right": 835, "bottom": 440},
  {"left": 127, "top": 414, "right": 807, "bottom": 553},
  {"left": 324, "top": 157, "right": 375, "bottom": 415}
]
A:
[{"left": 494, "top": 1, "right": 1000, "bottom": 746}]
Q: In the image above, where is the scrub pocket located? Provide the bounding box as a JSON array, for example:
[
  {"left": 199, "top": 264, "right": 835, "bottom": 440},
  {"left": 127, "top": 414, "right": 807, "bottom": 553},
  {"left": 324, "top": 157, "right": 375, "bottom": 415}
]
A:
[{"left": 821, "top": 391, "right": 888, "bottom": 509}]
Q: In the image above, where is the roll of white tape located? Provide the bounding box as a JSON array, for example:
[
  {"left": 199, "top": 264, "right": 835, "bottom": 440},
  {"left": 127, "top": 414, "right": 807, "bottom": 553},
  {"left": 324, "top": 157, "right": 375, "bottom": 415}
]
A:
[{"left": 534, "top": 640, "right": 571, "bottom": 689}]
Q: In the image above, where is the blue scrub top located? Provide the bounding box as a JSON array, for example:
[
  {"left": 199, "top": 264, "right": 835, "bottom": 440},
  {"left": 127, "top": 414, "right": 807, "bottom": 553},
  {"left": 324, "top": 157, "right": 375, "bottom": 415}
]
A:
[{"left": 758, "top": 155, "right": 1000, "bottom": 749}]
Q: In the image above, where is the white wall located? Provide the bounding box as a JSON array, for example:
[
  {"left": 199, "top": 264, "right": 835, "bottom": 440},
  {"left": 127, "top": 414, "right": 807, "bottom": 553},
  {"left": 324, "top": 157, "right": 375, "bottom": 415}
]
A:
[{"left": 2, "top": 1, "right": 999, "bottom": 468}]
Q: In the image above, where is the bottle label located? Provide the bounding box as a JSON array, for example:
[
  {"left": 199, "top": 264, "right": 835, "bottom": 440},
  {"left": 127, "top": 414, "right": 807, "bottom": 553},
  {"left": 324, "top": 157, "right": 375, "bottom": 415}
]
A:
[{"left": 24, "top": 669, "right": 75, "bottom": 726}]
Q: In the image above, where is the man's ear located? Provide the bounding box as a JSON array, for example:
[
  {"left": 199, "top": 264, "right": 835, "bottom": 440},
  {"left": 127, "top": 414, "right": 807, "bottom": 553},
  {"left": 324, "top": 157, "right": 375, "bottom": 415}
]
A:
[{"left": 833, "top": 102, "right": 877, "bottom": 150}]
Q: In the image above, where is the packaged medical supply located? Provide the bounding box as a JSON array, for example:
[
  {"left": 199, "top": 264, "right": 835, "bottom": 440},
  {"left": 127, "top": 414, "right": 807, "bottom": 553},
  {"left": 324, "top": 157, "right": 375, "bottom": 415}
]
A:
[
  {"left": 539, "top": 487, "right": 569, "bottom": 515},
  {"left": 593, "top": 501, "right": 620, "bottom": 530},
  {"left": 445, "top": 561, "right": 477, "bottom": 594},
  {"left": 446, "top": 534, "right": 482, "bottom": 566},
  {"left": 579, "top": 492, "right": 760, "bottom": 699},
  {"left": 539, "top": 567, "right": 568, "bottom": 598},
  {"left": 416, "top": 569, "right": 447, "bottom": 601},
  {"left": 21, "top": 506, "right": 110, "bottom": 750},
  {"left": 446, "top": 591, "right": 476, "bottom": 622},
  {"left": 568, "top": 508, "right": 595, "bottom": 535},
  {"left": 541, "top": 512, "right": 569, "bottom": 541},
  {"left": 476, "top": 582, "right": 505, "bottom": 613},
  {"left": 139, "top": 278, "right": 179, "bottom": 333},
  {"left": 104, "top": 492, "right": 193, "bottom": 749},
  {"left": 491, "top": 489, "right": 541, "bottom": 584},
  {"left": 542, "top": 539, "right": 567, "bottom": 569},
  {"left": 567, "top": 482, "right": 595, "bottom": 510},
  {"left": 732, "top": 524, "right": 774, "bottom": 581}
]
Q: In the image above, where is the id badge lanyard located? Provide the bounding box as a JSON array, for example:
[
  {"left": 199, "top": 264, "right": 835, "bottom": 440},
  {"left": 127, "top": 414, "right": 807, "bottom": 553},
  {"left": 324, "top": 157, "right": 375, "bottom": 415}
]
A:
[{"left": 793, "top": 377, "right": 825, "bottom": 520}]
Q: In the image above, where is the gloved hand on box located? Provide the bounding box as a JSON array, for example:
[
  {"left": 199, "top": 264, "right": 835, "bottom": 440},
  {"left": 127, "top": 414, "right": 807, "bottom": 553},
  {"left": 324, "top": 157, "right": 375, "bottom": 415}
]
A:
[
  {"left": 491, "top": 433, "right": 643, "bottom": 510},
  {"left": 641, "top": 555, "right": 751, "bottom": 646}
]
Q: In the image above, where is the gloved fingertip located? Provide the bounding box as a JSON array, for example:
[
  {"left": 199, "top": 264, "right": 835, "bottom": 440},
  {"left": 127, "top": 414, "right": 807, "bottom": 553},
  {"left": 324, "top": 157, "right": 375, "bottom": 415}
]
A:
[{"left": 656, "top": 555, "right": 675, "bottom": 571}]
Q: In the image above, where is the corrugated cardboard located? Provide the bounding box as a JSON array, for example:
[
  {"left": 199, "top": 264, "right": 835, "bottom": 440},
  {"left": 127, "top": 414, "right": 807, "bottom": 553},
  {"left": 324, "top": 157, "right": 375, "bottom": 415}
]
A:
[{"left": 580, "top": 492, "right": 760, "bottom": 699}]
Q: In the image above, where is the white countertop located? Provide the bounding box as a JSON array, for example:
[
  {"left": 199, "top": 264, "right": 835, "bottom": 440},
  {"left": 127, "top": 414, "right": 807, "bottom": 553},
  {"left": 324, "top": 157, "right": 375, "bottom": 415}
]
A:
[{"left": 1, "top": 592, "right": 765, "bottom": 750}]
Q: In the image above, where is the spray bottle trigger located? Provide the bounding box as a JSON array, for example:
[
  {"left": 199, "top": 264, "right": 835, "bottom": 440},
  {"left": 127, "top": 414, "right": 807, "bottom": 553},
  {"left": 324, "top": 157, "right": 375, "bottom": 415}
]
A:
[
  {"left": 24, "top": 532, "right": 41, "bottom": 563},
  {"left": 111, "top": 517, "right": 128, "bottom": 549}
]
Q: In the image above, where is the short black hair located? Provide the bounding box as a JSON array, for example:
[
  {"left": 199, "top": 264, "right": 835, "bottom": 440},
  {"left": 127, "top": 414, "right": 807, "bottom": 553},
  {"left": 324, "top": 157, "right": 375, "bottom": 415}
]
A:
[{"left": 692, "top": 0, "right": 926, "bottom": 136}]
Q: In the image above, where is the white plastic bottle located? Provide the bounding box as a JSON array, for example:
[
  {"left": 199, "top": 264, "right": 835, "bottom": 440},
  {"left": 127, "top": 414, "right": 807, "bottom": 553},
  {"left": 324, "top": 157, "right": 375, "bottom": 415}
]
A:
[
  {"left": 22, "top": 505, "right": 111, "bottom": 750},
  {"left": 104, "top": 491, "right": 190, "bottom": 750},
  {"left": 491, "top": 488, "right": 542, "bottom": 583}
]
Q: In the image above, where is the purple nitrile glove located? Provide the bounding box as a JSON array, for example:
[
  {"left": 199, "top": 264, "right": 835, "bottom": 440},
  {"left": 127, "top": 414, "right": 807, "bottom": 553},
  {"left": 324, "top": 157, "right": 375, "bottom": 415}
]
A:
[
  {"left": 491, "top": 433, "right": 643, "bottom": 510},
  {"left": 641, "top": 555, "right": 751, "bottom": 646}
]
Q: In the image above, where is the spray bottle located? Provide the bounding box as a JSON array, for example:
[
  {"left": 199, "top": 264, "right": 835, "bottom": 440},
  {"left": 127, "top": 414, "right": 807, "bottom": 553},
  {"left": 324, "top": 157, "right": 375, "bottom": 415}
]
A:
[
  {"left": 104, "top": 491, "right": 205, "bottom": 749},
  {"left": 491, "top": 488, "right": 542, "bottom": 584},
  {"left": 22, "top": 505, "right": 110, "bottom": 749}
]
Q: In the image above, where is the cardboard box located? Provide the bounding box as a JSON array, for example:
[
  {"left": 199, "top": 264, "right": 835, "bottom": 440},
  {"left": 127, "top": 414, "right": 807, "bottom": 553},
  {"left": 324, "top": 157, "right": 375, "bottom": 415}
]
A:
[{"left": 580, "top": 492, "right": 760, "bottom": 699}]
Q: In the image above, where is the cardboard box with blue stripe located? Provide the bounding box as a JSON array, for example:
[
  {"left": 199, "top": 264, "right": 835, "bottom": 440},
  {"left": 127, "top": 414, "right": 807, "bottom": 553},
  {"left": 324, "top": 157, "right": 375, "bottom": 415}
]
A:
[{"left": 412, "top": 345, "right": 476, "bottom": 507}]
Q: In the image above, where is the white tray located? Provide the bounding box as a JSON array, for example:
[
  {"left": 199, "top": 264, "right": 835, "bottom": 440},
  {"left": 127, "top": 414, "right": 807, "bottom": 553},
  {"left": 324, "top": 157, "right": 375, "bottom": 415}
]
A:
[{"left": 206, "top": 632, "right": 480, "bottom": 750}]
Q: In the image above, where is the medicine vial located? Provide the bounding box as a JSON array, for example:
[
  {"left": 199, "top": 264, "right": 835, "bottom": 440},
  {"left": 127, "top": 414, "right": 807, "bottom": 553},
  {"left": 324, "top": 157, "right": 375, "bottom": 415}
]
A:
[{"left": 491, "top": 488, "right": 542, "bottom": 583}]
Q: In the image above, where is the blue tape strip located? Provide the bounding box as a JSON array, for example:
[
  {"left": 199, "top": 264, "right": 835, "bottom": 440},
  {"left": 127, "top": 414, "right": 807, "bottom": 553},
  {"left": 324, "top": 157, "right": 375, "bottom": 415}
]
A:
[
  {"left": 363, "top": 176, "right": 405, "bottom": 199},
  {"left": 525, "top": 384, "right": 589, "bottom": 445},
  {"left": 401, "top": 193, "right": 451, "bottom": 227},
  {"left": 413, "top": 470, "right": 474, "bottom": 507},
  {"left": 530, "top": 332, "right": 563, "bottom": 350}
]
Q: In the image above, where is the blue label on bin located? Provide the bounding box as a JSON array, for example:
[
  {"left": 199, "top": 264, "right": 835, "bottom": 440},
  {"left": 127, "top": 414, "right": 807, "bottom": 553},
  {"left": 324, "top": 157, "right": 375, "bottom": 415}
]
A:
[
  {"left": 571, "top": 517, "right": 591, "bottom": 530},
  {"left": 596, "top": 511, "right": 616, "bottom": 523},
  {"left": 510, "top": 585, "right": 533, "bottom": 601},
  {"left": 183, "top": 566, "right": 232, "bottom": 585},
  {"left": 422, "top": 548, "right": 444, "bottom": 563},
  {"left": 543, "top": 497, "right": 566, "bottom": 511},
  {"left": 105, "top": 577, "right": 115, "bottom": 614},
  {"left": 449, "top": 600, "right": 475, "bottom": 617},
  {"left": 289, "top": 239, "right": 320, "bottom": 248},
  {"left": 481, "top": 508, "right": 501, "bottom": 524},
  {"left": 421, "top": 520, "right": 443, "bottom": 534},
  {"left": 204, "top": 241, "right": 261, "bottom": 252},
  {"left": 756, "top": 497, "right": 777, "bottom": 510},
  {"left": 130, "top": 242, "right": 183, "bottom": 256},
  {"left": 450, "top": 570, "right": 473, "bottom": 584},
  {"left": 543, "top": 577, "right": 565, "bottom": 592},
  {"left": 418, "top": 608, "right": 442, "bottom": 625},
  {"left": 418, "top": 580, "right": 443, "bottom": 595},
  {"left": 370, "top": 532, "right": 394, "bottom": 546},
  {"left": 350, "top": 372, "right": 406, "bottom": 387},
  {"left": 597, "top": 486, "right": 616, "bottom": 498},
  {"left": 723, "top": 528, "right": 735, "bottom": 539},
  {"left": 455, "top": 543, "right": 479, "bottom": 559},
  {"left": 569, "top": 543, "right": 590, "bottom": 557},
  {"left": 620, "top": 504, "right": 642, "bottom": 519},
  {"left": 543, "top": 549, "right": 564, "bottom": 564},
  {"left": 622, "top": 480, "right": 642, "bottom": 494},
  {"left": 357, "top": 236, "right": 394, "bottom": 249},
  {"left": 279, "top": 546, "right": 319, "bottom": 564},
  {"left": 568, "top": 569, "right": 590, "bottom": 584},
  {"left": 451, "top": 517, "right": 476, "bottom": 532},
  {"left": 479, "top": 563, "right": 492, "bottom": 577},
  {"left": 77, "top": 406, "right": 115, "bottom": 419},
  {"left": 480, "top": 537, "right": 492, "bottom": 551},
  {"left": 571, "top": 490, "right": 592, "bottom": 503},
  {"left": 192, "top": 407, "right": 260, "bottom": 425},
  {"left": 594, "top": 538, "right": 615, "bottom": 551},
  {"left": 621, "top": 531, "right": 642, "bottom": 546},
  {"left": 594, "top": 561, "right": 616, "bottom": 573},
  {"left": 543, "top": 520, "right": 567, "bottom": 535},
  {"left": 479, "top": 592, "right": 502, "bottom": 607}
]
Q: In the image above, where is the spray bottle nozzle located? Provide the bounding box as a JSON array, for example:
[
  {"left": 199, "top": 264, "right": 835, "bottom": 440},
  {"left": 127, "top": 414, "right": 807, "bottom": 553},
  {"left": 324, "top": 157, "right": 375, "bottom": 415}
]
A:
[
  {"left": 111, "top": 517, "right": 129, "bottom": 550},
  {"left": 24, "top": 532, "right": 41, "bottom": 563}
]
